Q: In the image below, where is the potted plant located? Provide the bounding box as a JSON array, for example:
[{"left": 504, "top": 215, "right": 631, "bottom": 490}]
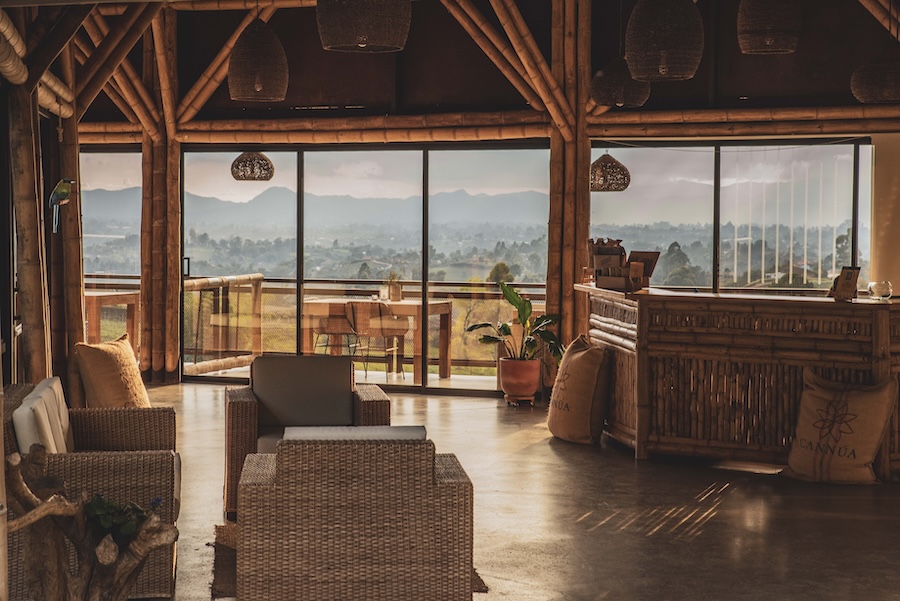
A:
[
  {"left": 386, "top": 271, "right": 402, "bottom": 301},
  {"left": 466, "top": 281, "right": 564, "bottom": 405}
]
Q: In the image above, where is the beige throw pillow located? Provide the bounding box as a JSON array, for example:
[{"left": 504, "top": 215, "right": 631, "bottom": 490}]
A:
[
  {"left": 785, "top": 369, "right": 897, "bottom": 484},
  {"left": 547, "top": 335, "right": 610, "bottom": 444},
  {"left": 74, "top": 334, "right": 151, "bottom": 409}
]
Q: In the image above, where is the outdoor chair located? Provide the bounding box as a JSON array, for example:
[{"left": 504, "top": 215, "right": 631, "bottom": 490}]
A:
[
  {"left": 312, "top": 315, "right": 359, "bottom": 356},
  {"left": 2, "top": 381, "right": 180, "bottom": 600},
  {"left": 223, "top": 354, "right": 391, "bottom": 517},
  {"left": 237, "top": 426, "right": 473, "bottom": 601},
  {"left": 346, "top": 300, "right": 410, "bottom": 380}
]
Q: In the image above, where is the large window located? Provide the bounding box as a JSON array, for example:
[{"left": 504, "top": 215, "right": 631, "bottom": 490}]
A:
[
  {"left": 176, "top": 146, "right": 549, "bottom": 390},
  {"left": 590, "top": 140, "right": 872, "bottom": 291}
]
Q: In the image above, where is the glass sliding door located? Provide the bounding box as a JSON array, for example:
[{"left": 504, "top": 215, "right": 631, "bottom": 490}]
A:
[
  {"left": 428, "top": 148, "right": 551, "bottom": 390},
  {"left": 302, "top": 150, "right": 423, "bottom": 386},
  {"left": 182, "top": 151, "right": 298, "bottom": 378}
]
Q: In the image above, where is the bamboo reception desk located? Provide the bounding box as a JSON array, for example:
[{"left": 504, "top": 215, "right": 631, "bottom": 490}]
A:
[{"left": 575, "top": 285, "right": 900, "bottom": 477}]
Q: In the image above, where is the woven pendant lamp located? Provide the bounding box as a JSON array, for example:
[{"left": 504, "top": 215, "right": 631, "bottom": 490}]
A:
[
  {"left": 590, "top": 153, "right": 631, "bottom": 192},
  {"left": 852, "top": 45, "right": 900, "bottom": 104},
  {"left": 317, "top": 0, "right": 412, "bottom": 52},
  {"left": 737, "top": 0, "right": 801, "bottom": 55},
  {"left": 624, "top": 0, "right": 705, "bottom": 82},
  {"left": 231, "top": 152, "right": 275, "bottom": 181},
  {"left": 590, "top": 57, "right": 651, "bottom": 108},
  {"left": 228, "top": 19, "right": 289, "bottom": 102}
]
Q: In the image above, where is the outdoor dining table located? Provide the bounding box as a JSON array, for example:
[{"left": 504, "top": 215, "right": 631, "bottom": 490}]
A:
[{"left": 301, "top": 297, "right": 452, "bottom": 385}]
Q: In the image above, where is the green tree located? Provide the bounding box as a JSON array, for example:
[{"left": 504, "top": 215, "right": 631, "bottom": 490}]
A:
[
  {"left": 487, "top": 261, "right": 514, "bottom": 283},
  {"left": 357, "top": 262, "right": 371, "bottom": 279}
]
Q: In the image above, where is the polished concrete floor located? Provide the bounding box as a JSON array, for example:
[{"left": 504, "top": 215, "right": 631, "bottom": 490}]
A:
[{"left": 150, "top": 382, "right": 900, "bottom": 601}]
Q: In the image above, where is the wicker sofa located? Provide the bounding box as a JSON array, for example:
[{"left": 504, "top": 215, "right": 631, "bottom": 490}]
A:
[
  {"left": 237, "top": 427, "right": 474, "bottom": 601},
  {"left": 223, "top": 354, "right": 391, "bottom": 517},
  {"left": 2, "top": 382, "right": 180, "bottom": 600}
]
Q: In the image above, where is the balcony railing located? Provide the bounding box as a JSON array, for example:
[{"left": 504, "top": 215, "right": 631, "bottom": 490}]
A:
[{"left": 86, "top": 274, "right": 547, "bottom": 385}]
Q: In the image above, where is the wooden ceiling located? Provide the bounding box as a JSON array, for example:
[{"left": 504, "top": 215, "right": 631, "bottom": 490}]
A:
[{"left": 2, "top": 0, "right": 894, "bottom": 132}]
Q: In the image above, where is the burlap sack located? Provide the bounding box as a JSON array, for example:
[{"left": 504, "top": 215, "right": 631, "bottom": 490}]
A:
[
  {"left": 547, "top": 335, "right": 609, "bottom": 444},
  {"left": 785, "top": 369, "right": 897, "bottom": 484}
]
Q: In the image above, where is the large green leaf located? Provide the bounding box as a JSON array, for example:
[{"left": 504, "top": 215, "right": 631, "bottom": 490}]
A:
[{"left": 499, "top": 281, "right": 531, "bottom": 325}]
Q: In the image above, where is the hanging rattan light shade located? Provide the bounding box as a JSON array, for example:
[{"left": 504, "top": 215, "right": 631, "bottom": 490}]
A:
[
  {"left": 624, "top": 0, "right": 705, "bottom": 82},
  {"left": 737, "top": 0, "right": 801, "bottom": 55},
  {"left": 590, "top": 153, "right": 631, "bottom": 192},
  {"left": 228, "top": 19, "right": 289, "bottom": 102},
  {"left": 317, "top": 0, "right": 412, "bottom": 52},
  {"left": 231, "top": 152, "right": 275, "bottom": 181},
  {"left": 590, "top": 57, "right": 651, "bottom": 108},
  {"left": 851, "top": 45, "right": 900, "bottom": 104}
]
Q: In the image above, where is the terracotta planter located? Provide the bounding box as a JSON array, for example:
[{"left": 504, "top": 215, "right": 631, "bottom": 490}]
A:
[
  {"left": 388, "top": 282, "right": 402, "bottom": 301},
  {"left": 498, "top": 358, "right": 541, "bottom": 405}
]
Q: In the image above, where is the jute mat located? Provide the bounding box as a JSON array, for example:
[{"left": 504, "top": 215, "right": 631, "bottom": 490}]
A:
[{"left": 211, "top": 523, "right": 488, "bottom": 598}]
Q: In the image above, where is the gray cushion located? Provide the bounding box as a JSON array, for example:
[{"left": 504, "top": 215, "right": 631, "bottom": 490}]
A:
[
  {"left": 283, "top": 425, "right": 426, "bottom": 441},
  {"left": 251, "top": 355, "right": 354, "bottom": 427}
]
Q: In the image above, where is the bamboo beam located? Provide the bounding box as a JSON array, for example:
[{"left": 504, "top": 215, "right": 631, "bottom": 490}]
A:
[
  {"left": 9, "top": 85, "right": 50, "bottom": 382},
  {"left": 176, "top": 123, "right": 551, "bottom": 143},
  {"left": 59, "top": 46, "right": 87, "bottom": 397},
  {"left": 488, "top": 0, "right": 574, "bottom": 142},
  {"left": 79, "top": 12, "right": 161, "bottom": 139},
  {"left": 76, "top": 2, "right": 163, "bottom": 121},
  {"left": 139, "top": 133, "right": 152, "bottom": 373},
  {"left": 164, "top": 139, "right": 180, "bottom": 377},
  {"left": 78, "top": 120, "right": 142, "bottom": 132},
  {"left": 176, "top": 4, "right": 276, "bottom": 124},
  {"left": 72, "top": 33, "right": 140, "bottom": 124},
  {"left": 76, "top": 3, "right": 144, "bottom": 97},
  {"left": 23, "top": 4, "right": 95, "bottom": 93},
  {"left": 573, "top": 0, "right": 592, "bottom": 341},
  {"left": 587, "top": 118, "right": 900, "bottom": 138},
  {"left": 180, "top": 109, "right": 549, "bottom": 131},
  {"left": 588, "top": 104, "right": 900, "bottom": 125},
  {"left": 440, "top": 0, "right": 544, "bottom": 111},
  {"left": 79, "top": 131, "right": 143, "bottom": 143},
  {"left": 152, "top": 9, "right": 177, "bottom": 139},
  {"left": 172, "top": 0, "right": 314, "bottom": 8},
  {"left": 151, "top": 138, "right": 166, "bottom": 377},
  {"left": 559, "top": 0, "right": 576, "bottom": 344},
  {"left": 89, "top": 11, "right": 160, "bottom": 124},
  {"left": 859, "top": 0, "right": 900, "bottom": 41}
]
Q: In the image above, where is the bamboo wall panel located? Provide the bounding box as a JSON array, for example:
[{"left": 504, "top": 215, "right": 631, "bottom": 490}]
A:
[
  {"left": 577, "top": 286, "right": 900, "bottom": 475},
  {"left": 586, "top": 294, "right": 638, "bottom": 448}
]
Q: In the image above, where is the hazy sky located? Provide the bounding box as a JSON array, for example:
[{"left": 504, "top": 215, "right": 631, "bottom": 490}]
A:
[
  {"left": 79, "top": 144, "right": 870, "bottom": 227},
  {"left": 81, "top": 149, "right": 552, "bottom": 203}
]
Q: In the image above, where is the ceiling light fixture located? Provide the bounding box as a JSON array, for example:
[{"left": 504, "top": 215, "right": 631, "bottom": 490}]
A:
[
  {"left": 737, "top": 0, "right": 801, "bottom": 55},
  {"left": 317, "top": 0, "right": 412, "bottom": 52},
  {"left": 228, "top": 19, "right": 289, "bottom": 102},
  {"left": 590, "top": 153, "right": 631, "bottom": 192},
  {"left": 231, "top": 152, "right": 275, "bottom": 181},
  {"left": 625, "top": 0, "right": 705, "bottom": 82}
]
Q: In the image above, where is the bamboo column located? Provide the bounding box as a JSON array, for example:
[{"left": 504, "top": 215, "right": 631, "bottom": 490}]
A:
[
  {"left": 164, "top": 139, "right": 180, "bottom": 380},
  {"left": 9, "top": 84, "right": 50, "bottom": 382},
  {"left": 139, "top": 133, "right": 153, "bottom": 375},
  {"left": 151, "top": 140, "right": 166, "bottom": 379},
  {"left": 59, "top": 46, "right": 86, "bottom": 397}
]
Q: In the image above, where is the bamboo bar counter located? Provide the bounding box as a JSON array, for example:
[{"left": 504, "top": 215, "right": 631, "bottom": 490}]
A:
[{"left": 575, "top": 284, "right": 900, "bottom": 477}]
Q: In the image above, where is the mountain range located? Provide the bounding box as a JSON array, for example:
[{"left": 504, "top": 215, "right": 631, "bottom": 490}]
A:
[{"left": 80, "top": 186, "right": 551, "bottom": 231}]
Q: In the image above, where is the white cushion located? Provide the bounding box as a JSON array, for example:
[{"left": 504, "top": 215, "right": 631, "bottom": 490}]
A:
[
  {"left": 283, "top": 425, "right": 427, "bottom": 441},
  {"left": 12, "top": 377, "right": 71, "bottom": 454}
]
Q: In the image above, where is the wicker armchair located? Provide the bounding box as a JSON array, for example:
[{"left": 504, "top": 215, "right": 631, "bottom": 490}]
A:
[
  {"left": 2, "top": 383, "right": 180, "bottom": 601},
  {"left": 237, "top": 431, "right": 473, "bottom": 601},
  {"left": 224, "top": 354, "right": 391, "bottom": 517}
]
